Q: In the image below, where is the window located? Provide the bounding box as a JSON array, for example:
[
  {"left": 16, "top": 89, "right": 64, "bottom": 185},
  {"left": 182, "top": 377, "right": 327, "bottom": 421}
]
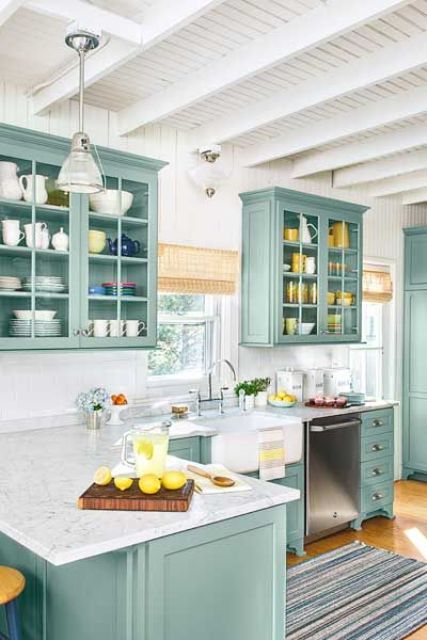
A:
[
  {"left": 350, "top": 302, "right": 384, "bottom": 398},
  {"left": 148, "top": 294, "right": 219, "bottom": 379}
]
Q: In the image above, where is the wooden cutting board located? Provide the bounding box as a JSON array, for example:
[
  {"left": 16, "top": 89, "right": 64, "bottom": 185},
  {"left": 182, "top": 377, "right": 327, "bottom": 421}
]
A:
[{"left": 77, "top": 479, "right": 195, "bottom": 512}]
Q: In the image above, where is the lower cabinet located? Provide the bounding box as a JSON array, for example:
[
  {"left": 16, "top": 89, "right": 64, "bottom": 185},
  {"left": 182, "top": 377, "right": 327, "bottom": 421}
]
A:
[
  {"left": 168, "top": 436, "right": 211, "bottom": 465},
  {"left": 351, "top": 408, "right": 395, "bottom": 530}
]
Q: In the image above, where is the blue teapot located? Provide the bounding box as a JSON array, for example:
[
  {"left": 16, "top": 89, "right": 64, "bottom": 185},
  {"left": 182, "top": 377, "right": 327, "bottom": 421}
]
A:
[{"left": 107, "top": 234, "right": 140, "bottom": 257}]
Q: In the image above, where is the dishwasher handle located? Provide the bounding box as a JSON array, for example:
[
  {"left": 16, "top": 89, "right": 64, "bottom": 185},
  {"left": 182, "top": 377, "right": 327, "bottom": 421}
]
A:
[{"left": 310, "top": 418, "right": 361, "bottom": 432}]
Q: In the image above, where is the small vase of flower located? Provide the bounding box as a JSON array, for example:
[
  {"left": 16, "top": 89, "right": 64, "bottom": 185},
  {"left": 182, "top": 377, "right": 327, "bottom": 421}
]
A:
[{"left": 76, "top": 387, "right": 111, "bottom": 430}]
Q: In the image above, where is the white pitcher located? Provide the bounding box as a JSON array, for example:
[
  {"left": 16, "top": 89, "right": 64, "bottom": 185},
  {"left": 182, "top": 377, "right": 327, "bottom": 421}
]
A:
[
  {"left": 301, "top": 216, "right": 318, "bottom": 244},
  {"left": 0, "top": 162, "right": 22, "bottom": 201},
  {"left": 19, "top": 175, "right": 48, "bottom": 204}
]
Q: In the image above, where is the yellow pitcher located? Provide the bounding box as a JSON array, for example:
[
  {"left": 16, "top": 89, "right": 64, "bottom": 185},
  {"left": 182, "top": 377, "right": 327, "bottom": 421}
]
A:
[{"left": 329, "top": 222, "right": 350, "bottom": 249}]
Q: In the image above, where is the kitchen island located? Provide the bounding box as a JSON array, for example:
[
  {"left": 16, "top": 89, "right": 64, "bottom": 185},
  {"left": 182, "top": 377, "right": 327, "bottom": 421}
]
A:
[{"left": 0, "top": 423, "right": 298, "bottom": 640}]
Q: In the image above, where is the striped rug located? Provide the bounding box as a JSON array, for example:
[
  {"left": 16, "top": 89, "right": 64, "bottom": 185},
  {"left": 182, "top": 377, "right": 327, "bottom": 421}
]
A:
[{"left": 286, "top": 542, "right": 427, "bottom": 640}]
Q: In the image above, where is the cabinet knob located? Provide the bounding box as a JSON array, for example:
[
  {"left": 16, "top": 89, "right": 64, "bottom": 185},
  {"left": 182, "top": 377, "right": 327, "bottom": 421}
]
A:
[
  {"left": 73, "top": 329, "right": 81, "bottom": 336},
  {"left": 372, "top": 468, "right": 383, "bottom": 476},
  {"left": 372, "top": 492, "right": 384, "bottom": 501},
  {"left": 373, "top": 419, "right": 384, "bottom": 427},
  {"left": 372, "top": 444, "right": 384, "bottom": 452}
]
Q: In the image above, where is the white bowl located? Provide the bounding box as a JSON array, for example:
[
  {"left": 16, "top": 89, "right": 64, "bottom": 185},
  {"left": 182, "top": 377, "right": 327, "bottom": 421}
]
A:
[
  {"left": 89, "top": 190, "right": 134, "bottom": 216},
  {"left": 13, "top": 310, "right": 57, "bottom": 321},
  {"left": 298, "top": 322, "right": 315, "bottom": 335},
  {"left": 284, "top": 264, "right": 291, "bottom": 272}
]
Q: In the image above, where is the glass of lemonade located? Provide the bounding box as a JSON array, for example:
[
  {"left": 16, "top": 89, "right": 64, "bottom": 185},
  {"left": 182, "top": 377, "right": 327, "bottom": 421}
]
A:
[{"left": 121, "top": 428, "right": 169, "bottom": 478}]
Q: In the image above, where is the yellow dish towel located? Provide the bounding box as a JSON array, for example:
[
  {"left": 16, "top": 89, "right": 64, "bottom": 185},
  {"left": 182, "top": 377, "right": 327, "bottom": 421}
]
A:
[{"left": 258, "top": 428, "right": 285, "bottom": 481}]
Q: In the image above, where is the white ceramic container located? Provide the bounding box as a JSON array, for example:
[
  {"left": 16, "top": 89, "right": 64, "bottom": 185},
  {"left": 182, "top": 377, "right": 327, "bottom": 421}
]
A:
[
  {"left": 0, "top": 162, "right": 22, "bottom": 200},
  {"left": 89, "top": 190, "right": 134, "bottom": 216}
]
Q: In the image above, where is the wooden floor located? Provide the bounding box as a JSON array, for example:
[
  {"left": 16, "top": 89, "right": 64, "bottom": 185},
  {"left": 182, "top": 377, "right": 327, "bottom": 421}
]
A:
[{"left": 287, "top": 480, "right": 427, "bottom": 639}]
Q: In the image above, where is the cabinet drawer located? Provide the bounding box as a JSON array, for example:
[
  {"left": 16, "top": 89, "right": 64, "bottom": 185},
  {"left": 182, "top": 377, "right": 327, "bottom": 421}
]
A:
[
  {"left": 361, "top": 432, "right": 394, "bottom": 462},
  {"left": 362, "top": 480, "right": 394, "bottom": 513},
  {"left": 361, "top": 456, "right": 394, "bottom": 486},
  {"left": 361, "top": 409, "right": 393, "bottom": 437}
]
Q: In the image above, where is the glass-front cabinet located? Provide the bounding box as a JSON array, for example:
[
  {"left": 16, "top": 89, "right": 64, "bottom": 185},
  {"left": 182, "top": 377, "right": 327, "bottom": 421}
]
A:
[
  {"left": 0, "top": 124, "right": 165, "bottom": 351},
  {"left": 240, "top": 187, "right": 367, "bottom": 346}
]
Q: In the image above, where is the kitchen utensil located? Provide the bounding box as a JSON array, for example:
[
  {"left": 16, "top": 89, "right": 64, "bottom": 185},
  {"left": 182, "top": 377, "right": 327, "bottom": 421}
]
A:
[
  {"left": 19, "top": 175, "right": 48, "bottom": 204},
  {"left": 285, "top": 317, "right": 297, "bottom": 335},
  {"left": 276, "top": 368, "right": 304, "bottom": 402},
  {"left": 23, "top": 222, "right": 48, "bottom": 249},
  {"left": 268, "top": 398, "right": 297, "bottom": 408},
  {"left": 0, "top": 162, "right": 22, "bottom": 200},
  {"left": 283, "top": 263, "right": 291, "bottom": 272},
  {"left": 301, "top": 216, "right": 317, "bottom": 244},
  {"left": 0, "top": 276, "right": 21, "bottom": 290},
  {"left": 107, "top": 234, "right": 141, "bottom": 257},
  {"left": 91, "top": 319, "right": 109, "bottom": 337},
  {"left": 125, "top": 320, "right": 146, "bottom": 337},
  {"left": 89, "top": 189, "right": 134, "bottom": 216},
  {"left": 330, "top": 221, "right": 350, "bottom": 249},
  {"left": 327, "top": 291, "right": 335, "bottom": 305},
  {"left": 298, "top": 322, "right": 315, "bottom": 335},
  {"left": 122, "top": 429, "right": 169, "bottom": 478},
  {"left": 328, "top": 229, "right": 335, "bottom": 247},
  {"left": 88, "top": 286, "right": 106, "bottom": 295},
  {"left": 291, "top": 253, "right": 305, "bottom": 273},
  {"left": 284, "top": 227, "right": 299, "bottom": 242},
  {"left": 304, "top": 256, "right": 316, "bottom": 274},
  {"left": 88, "top": 229, "right": 106, "bottom": 254},
  {"left": 51, "top": 227, "right": 69, "bottom": 251},
  {"left": 336, "top": 291, "right": 353, "bottom": 306},
  {"left": 308, "top": 282, "right": 317, "bottom": 304},
  {"left": 109, "top": 319, "right": 125, "bottom": 337},
  {"left": 1, "top": 219, "right": 24, "bottom": 246},
  {"left": 13, "top": 310, "right": 56, "bottom": 320},
  {"left": 78, "top": 479, "right": 195, "bottom": 512},
  {"left": 187, "top": 464, "right": 235, "bottom": 487}
]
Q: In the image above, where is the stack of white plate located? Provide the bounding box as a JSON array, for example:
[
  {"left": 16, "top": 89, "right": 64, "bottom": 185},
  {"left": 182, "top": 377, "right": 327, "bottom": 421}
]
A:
[
  {"left": 21, "top": 276, "right": 66, "bottom": 293},
  {"left": 0, "top": 276, "right": 21, "bottom": 291},
  {"left": 9, "top": 319, "right": 62, "bottom": 337}
]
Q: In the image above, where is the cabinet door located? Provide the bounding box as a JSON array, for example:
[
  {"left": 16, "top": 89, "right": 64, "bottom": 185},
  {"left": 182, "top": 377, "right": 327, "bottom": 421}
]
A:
[
  {"left": 321, "top": 214, "right": 362, "bottom": 341},
  {"left": 272, "top": 464, "right": 304, "bottom": 543},
  {"left": 79, "top": 170, "right": 158, "bottom": 349},
  {"left": 403, "top": 290, "right": 427, "bottom": 471},
  {"left": 0, "top": 155, "right": 80, "bottom": 350},
  {"left": 168, "top": 437, "right": 201, "bottom": 463},
  {"left": 405, "top": 233, "right": 427, "bottom": 288}
]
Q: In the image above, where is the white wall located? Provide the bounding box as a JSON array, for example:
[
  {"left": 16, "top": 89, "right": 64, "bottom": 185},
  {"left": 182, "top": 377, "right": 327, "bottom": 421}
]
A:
[{"left": 0, "top": 82, "right": 426, "bottom": 427}]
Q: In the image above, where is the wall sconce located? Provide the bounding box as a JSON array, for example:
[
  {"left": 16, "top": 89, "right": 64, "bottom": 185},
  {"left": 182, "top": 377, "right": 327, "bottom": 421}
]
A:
[{"left": 188, "top": 145, "right": 230, "bottom": 198}]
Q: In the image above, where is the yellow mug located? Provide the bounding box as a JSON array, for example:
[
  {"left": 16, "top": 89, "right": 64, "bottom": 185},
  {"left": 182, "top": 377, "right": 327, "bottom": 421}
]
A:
[
  {"left": 284, "top": 227, "right": 299, "bottom": 242},
  {"left": 285, "top": 318, "right": 297, "bottom": 335},
  {"left": 88, "top": 229, "right": 106, "bottom": 254},
  {"left": 291, "top": 253, "right": 305, "bottom": 273}
]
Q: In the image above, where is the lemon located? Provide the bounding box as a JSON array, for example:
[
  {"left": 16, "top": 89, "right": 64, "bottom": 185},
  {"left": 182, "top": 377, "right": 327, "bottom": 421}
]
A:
[
  {"left": 114, "top": 477, "right": 133, "bottom": 492},
  {"left": 93, "top": 466, "right": 112, "bottom": 486},
  {"left": 139, "top": 474, "right": 161, "bottom": 495},
  {"left": 162, "top": 470, "right": 187, "bottom": 491},
  {"left": 135, "top": 439, "right": 154, "bottom": 460}
]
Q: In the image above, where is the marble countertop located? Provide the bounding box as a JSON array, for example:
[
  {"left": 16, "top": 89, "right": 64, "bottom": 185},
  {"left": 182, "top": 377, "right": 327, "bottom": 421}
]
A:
[
  {"left": 260, "top": 399, "right": 397, "bottom": 421},
  {"left": 0, "top": 423, "right": 299, "bottom": 566}
]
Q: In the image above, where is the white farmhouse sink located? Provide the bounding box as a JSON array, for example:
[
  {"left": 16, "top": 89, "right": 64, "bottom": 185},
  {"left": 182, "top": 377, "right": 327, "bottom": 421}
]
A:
[{"left": 192, "top": 411, "right": 303, "bottom": 474}]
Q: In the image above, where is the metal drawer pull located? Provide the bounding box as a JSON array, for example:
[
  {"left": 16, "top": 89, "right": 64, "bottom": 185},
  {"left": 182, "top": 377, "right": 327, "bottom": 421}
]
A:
[
  {"left": 73, "top": 329, "right": 81, "bottom": 336},
  {"left": 372, "top": 492, "right": 384, "bottom": 501},
  {"left": 371, "top": 444, "right": 384, "bottom": 451},
  {"left": 372, "top": 468, "right": 383, "bottom": 476},
  {"left": 373, "top": 419, "right": 384, "bottom": 427},
  {"left": 310, "top": 419, "right": 361, "bottom": 432}
]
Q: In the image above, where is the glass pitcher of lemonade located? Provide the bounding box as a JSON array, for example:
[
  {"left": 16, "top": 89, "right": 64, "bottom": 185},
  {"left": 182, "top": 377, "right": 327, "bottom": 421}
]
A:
[{"left": 121, "top": 422, "right": 170, "bottom": 477}]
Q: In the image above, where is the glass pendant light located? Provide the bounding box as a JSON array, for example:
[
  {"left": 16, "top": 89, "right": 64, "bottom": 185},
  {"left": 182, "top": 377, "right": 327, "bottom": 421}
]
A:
[
  {"left": 188, "top": 145, "right": 231, "bottom": 198},
  {"left": 57, "top": 29, "right": 104, "bottom": 194}
]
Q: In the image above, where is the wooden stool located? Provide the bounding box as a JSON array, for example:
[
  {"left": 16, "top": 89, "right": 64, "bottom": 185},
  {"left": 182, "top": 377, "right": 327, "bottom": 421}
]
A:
[{"left": 0, "top": 567, "right": 25, "bottom": 640}]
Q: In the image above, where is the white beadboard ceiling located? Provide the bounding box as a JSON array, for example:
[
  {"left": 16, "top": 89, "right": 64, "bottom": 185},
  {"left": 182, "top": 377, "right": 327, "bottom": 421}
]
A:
[{"left": 0, "top": 0, "right": 426, "bottom": 201}]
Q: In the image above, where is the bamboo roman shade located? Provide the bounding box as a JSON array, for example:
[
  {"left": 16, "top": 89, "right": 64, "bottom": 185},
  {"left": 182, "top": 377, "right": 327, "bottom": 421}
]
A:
[
  {"left": 158, "top": 243, "right": 239, "bottom": 295},
  {"left": 363, "top": 269, "right": 393, "bottom": 303}
]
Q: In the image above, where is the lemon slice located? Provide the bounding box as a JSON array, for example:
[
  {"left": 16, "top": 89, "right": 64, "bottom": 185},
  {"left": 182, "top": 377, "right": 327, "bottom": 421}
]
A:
[
  {"left": 136, "top": 439, "right": 154, "bottom": 460},
  {"left": 93, "top": 466, "right": 112, "bottom": 486},
  {"left": 114, "top": 477, "right": 133, "bottom": 492}
]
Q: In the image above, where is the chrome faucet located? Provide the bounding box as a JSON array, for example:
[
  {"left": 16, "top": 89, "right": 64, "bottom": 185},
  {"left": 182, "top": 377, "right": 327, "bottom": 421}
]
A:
[
  {"left": 207, "top": 359, "right": 237, "bottom": 401},
  {"left": 190, "top": 359, "right": 237, "bottom": 416}
]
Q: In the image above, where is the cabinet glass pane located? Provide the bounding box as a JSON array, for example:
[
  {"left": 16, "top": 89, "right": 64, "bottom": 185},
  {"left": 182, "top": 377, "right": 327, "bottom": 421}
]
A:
[
  {"left": 85, "top": 176, "right": 148, "bottom": 340},
  {"left": 282, "top": 209, "right": 319, "bottom": 338},
  {"left": 327, "top": 219, "right": 360, "bottom": 337}
]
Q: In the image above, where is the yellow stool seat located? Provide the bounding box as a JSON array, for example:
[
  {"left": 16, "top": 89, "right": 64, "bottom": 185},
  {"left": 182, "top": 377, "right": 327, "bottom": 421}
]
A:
[{"left": 0, "top": 567, "right": 25, "bottom": 605}]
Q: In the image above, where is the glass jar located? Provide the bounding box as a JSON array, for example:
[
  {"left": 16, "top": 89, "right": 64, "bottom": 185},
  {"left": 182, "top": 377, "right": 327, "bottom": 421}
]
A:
[
  {"left": 298, "top": 283, "right": 308, "bottom": 304},
  {"left": 308, "top": 282, "right": 317, "bottom": 304},
  {"left": 286, "top": 281, "right": 297, "bottom": 303}
]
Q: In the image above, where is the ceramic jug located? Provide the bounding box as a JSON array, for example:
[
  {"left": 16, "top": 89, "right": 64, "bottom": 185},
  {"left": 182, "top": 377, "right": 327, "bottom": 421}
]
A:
[
  {"left": 301, "top": 216, "right": 318, "bottom": 244},
  {"left": 19, "top": 175, "right": 48, "bottom": 204},
  {"left": 52, "top": 227, "right": 69, "bottom": 252},
  {"left": 107, "top": 234, "right": 141, "bottom": 257},
  {"left": 0, "top": 162, "right": 22, "bottom": 201}
]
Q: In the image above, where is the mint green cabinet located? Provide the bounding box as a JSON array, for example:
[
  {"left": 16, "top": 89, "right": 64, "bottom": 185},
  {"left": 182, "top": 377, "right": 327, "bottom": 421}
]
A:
[
  {"left": 0, "top": 124, "right": 165, "bottom": 351},
  {"left": 240, "top": 187, "right": 368, "bottom": 345},
  {"left": 403, "top": 230, "right": 427, "bottom": 481}
]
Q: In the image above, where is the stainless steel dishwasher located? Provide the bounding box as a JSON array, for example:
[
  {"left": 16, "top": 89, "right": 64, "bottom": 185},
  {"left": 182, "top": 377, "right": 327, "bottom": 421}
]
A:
[{"left": 306, "top": 415, "right": 361, "bottom": 540}]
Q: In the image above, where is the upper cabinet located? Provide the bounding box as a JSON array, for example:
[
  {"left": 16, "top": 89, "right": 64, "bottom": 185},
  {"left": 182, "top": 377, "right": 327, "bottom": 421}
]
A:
[
  {"left": 0, "top": 124, "right": 166, "bottom": 351},
  {"left": 404, "top": 227, "right": 427, "bottom": 289},
  {"left": 240, "top": 187, "right": 368, "bottom": 346}
]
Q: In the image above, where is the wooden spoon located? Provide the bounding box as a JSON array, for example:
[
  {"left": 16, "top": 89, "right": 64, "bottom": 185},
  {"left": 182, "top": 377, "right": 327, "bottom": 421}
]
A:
[{"left": 187, "top": 464, "right": 235, "bottom": 488}]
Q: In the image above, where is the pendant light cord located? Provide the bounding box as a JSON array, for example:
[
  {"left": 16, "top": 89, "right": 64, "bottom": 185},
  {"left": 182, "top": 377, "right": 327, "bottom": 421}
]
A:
[{"left": 79, "top": 48, "right": 85, "bottom": 132}]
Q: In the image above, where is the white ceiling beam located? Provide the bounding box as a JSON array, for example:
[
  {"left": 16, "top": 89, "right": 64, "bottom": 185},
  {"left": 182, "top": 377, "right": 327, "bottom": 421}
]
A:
[
  {"left": 0, "top": 0, "right": 25, "bottom": 27},
  {"left": 117, "top": 0, "right": 412, "bottom": 136},
  {"left": 333, "top": 149, "right": 427, "bottom": 188},
  {"left": 192, "top": 31, "right": 427, "bottom": 148},
  {"left": 26, "top": 0, "right": 143, "bottom": 44},
  {"left": 402, "top": 188, "right": 427, "bottom": 205},
  {"left": 291, "top": 123, "right": 427, "bottom": 178},
  {"left": 31, "top": 0, "right": 223, "bottom": 115},
  {"left": 369, "top": 170, "right": 427, "bottom": 198},
  {"left": 241, "top": 84, "right": 427, "bottom": 167}
]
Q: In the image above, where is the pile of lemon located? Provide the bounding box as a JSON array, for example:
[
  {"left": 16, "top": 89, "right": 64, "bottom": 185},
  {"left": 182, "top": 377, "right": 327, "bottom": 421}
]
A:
[
  {"left": 93, "top": 466, "right": 187, "bottom": 494},
  {"left": 268, "top": 391, "right": 297, "bottom": 403}
]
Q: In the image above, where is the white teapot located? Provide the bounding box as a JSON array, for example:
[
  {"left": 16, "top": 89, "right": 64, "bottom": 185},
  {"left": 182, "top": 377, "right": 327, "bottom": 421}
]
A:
[
  {"left": 301, "top": 216, "right": 318, "bottom": 244},
  {"left": 52, "top": 227, "right": 69, "bottom": 252}
]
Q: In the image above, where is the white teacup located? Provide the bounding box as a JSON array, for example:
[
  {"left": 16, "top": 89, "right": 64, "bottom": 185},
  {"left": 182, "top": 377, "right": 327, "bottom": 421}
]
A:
[
  {"left": 125, "top": 320, "right": 146, "bottom": 337},
  {"left": 109, "top": 319, "right": 125, "bottom": 337},
  {"left": 24, "top": 222, "right": 48, "bottom": 249},
  {"left": 1, "top": 219, "right": 24, "bottom": 246},
  {"left": 92, "top": 319, "right": 109, "bottom": 338}
]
